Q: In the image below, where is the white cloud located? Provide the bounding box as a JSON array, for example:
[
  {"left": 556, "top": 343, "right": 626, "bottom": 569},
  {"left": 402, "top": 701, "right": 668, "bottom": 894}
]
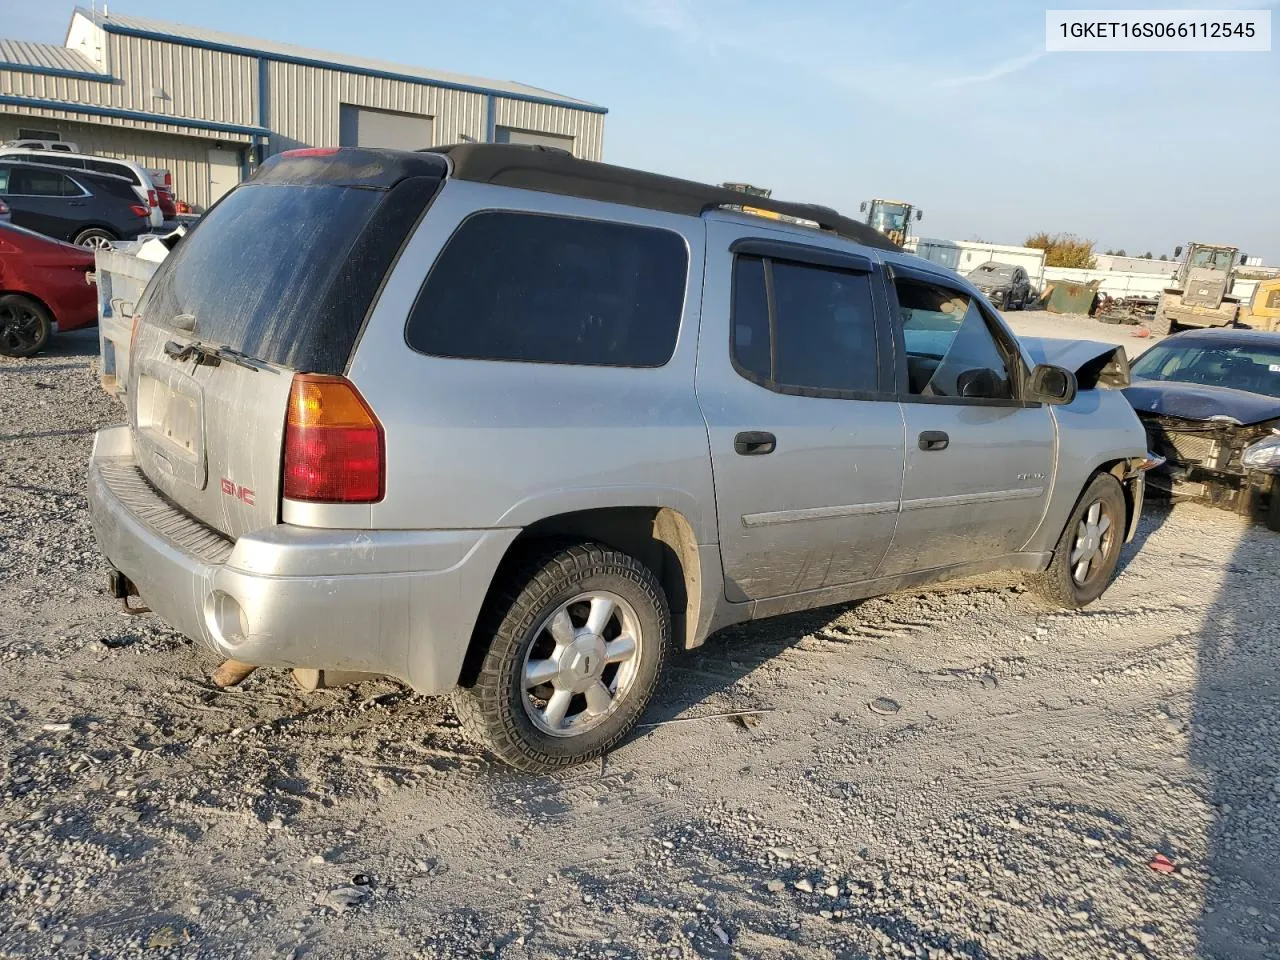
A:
[{"left": 937, "top": 48, "right": 1048, "bottom": 88}]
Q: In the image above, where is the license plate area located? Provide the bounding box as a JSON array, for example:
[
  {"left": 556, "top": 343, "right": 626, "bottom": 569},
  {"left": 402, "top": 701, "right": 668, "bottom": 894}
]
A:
[{"left": 134, "top": 357, "right": 207, "bottom": 489}]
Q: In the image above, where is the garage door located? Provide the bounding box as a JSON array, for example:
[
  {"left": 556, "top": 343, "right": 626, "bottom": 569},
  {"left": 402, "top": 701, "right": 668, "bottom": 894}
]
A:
[
  {"left": 494, "top": 126, "right": 575, "bottom": 153},
  {"left": 338, "top": 105, "right": 434, "bottom": 150}
]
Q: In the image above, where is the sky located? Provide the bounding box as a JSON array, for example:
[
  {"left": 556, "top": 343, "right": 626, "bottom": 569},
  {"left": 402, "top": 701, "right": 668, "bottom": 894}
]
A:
[{"left": 5, "top": 0, "right": 1278, "bottom": 262}]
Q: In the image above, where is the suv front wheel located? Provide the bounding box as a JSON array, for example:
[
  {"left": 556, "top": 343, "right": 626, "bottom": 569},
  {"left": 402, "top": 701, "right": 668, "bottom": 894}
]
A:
[
  {"left": 455, "top": 542, "right": 670, "bottom": 772},
  {"left": 1028, "top": 472, "right": 1127, "bottom": 608}
]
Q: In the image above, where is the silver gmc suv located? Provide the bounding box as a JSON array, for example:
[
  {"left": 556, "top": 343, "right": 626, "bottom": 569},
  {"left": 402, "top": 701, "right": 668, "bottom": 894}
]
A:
[{"left": 88, "top": 144, "right": 1157, "bottom": 771}]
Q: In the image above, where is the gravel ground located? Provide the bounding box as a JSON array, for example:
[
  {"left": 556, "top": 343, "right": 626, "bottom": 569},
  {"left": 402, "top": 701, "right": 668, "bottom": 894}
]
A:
[{"left": 1, "top": 324, "right": 1277, "bottom": 960}]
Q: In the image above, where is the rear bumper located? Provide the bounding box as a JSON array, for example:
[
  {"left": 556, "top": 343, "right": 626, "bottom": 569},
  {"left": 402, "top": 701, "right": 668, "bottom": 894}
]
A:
[{"left": 87, "top": 426, "right": 519, "bottom": 694}]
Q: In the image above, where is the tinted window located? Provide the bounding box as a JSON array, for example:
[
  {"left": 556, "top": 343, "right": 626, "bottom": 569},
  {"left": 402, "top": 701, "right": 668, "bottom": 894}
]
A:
[
  {"left": 407, "top": 211, "right": 688, "bottom": 367},
  {"left": 730, "top": 254, "right": 879, "bottom": 394},
  {"left": 137, "top": 177, "right": 441, "bottom": 372},
  {"left": 23, "top": 154, "right": 79, "bottom": 170},
  {"left": 773, "top": 261, "right": 878, "bottom": 392},
  {"left": 9, "top": 168, "right": 79, "bottom": 197},
  {"left": 87, "top": 159, "right": 140, "bottom": 184},
  {"left": 896, "top": 278, "right": 1013, "bottom": 399},
  {"left": 0, "top": 167, "right": 8, "bottom": 193},
  {"left": 731, "top": 256, "right": 770, "bottom": 380}
]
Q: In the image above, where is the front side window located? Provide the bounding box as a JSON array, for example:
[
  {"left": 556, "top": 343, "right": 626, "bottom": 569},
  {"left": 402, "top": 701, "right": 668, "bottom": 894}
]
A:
[
  {"left": 731, "top": 254, "right": 879, "bottom": 394},
  {"left": 895, "top": 277, "right": 1014, "bottom": 400},
  {"left": 407, "top": 211, "right": 688, "bottom": 367},
  {"left": 8, "top": 168, "right": 79, "bottom": 197}
]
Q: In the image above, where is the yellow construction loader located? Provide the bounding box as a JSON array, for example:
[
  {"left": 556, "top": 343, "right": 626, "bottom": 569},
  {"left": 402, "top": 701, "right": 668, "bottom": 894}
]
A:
[
  {"left": 1238, "top": 276, "right": 1280, "bottom": 332},
  {"left": 860, "top": 198, "right": 922, "bottom": 246}
]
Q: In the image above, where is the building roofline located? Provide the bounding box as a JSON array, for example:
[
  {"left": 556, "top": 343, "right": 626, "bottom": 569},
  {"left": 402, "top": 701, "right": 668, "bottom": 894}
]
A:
[
  {"left": 76, "top": 8, "right": 607, "bottom": 115},
  {"left": 0, "top": 60, "right": 112, "bottom": 81},
  {"left": 0, "top": 94, "right": 271, "bottom": 139}
]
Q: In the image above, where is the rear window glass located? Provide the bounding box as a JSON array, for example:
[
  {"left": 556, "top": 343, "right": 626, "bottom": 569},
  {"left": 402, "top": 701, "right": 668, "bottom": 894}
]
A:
[
  {"left": 137, "top": 179, "right": 437, "bottom": 372},
  {"left": 405, "top": 211, "right": 688, "bottom": 367}
]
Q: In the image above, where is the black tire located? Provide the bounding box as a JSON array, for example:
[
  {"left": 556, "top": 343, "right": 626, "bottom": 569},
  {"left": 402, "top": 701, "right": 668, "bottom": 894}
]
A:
[
  {"left": 0, "top": 294, "right": 53, "bottom": 358},
  {"left": 1001, "top": 292, "right": 1011, "bottom": 311},
  {"left": 1028, "top": 473, "right": 1127, "bottom": 609},
  {"left": 72, "top": 227, "right": 116, "bottom": 249},
  {"left": 1150, "top": 305, "right": 1174, "bottom": 336},
  {"left": 1267, "top": 486, "right": 1280, "bottom": 533},
  {"left": 455, "top": 542, "right": 670, "bottom": 772}
]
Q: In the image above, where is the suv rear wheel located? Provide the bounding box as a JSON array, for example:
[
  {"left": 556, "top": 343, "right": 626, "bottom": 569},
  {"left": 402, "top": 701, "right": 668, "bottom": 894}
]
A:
[
  {"left": 455, "top": 542, "right": 669, "bottom": 772},
  {"left": 73, "top": 227, "right": 116, "bottom": 249},
  {"left": 1028, "top": 472, "right": 1127, "bottom": 608}
]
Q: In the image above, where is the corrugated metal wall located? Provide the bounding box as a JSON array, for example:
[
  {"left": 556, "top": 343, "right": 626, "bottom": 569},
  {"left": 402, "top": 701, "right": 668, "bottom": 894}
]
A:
[
  {"left": 0, "top": 33, "right": 257, "bottom": 130},
  {"left": 493, "top": 98, "right": 604, "bottom": 159},
  {"left": 266, "top": 60, "right": 488, "bottom": 151},
  {"left": 0, "top": 115, "right": 222, "bottom": 210}
]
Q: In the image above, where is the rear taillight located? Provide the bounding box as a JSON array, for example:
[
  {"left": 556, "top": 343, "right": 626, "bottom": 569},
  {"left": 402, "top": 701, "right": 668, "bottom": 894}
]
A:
[
  {"left": 0, "top": 199, "right": 8, "bottom": 215},
  {"left": 147, "top": 189, "right": 158, "bottom": 207},
  {"left": 129, "top": 204, "right": 150, "bottom": 218},
  {"left": 283, "top": 374, "right": 384, "bottom": 503}
]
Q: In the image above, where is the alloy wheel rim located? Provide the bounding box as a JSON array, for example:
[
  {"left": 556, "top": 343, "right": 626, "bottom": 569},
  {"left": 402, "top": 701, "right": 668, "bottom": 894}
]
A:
[
  {"left": 520, "top": 590, "right": 643, "bottom": 738},
  {"left": 80, "top": 234, "right": 111, "bottom": 249},
  {"left": 1070, "top": 500, "right": 1115, "bottom": 586},
  {"left": 0, "top": 303, "right": 41, "bottom": 352}
]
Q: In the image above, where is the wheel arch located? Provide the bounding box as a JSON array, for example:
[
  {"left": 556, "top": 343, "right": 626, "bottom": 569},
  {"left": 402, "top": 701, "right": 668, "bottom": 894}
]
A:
[{"left": 456, "top": 505, "right": 710, "bottom": 689}]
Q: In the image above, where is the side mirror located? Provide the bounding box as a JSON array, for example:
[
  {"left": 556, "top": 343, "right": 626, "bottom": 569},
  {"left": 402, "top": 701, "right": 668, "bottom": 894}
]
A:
[
  {"left": 957, "top": 367, "right": 1002, "bottom": 399},
  {"left": 1027, "top": 363, "right": 1077, "bottom": 405},
  {"left": 1174, "top": 245, "right": 1183, "bottom": 258},
  {"left": 916, "top": 209, "right": 924, "bottom": 220},
  {"left": 1238, "top": 253, "right": 1247, "bottom": 264},
  {"left": 859, "top": 201, "right": 868, "bottom": 213}
]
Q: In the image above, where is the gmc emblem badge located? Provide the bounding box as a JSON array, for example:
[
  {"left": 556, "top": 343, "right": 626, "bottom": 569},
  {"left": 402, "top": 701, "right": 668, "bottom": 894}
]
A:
[{"left": 219, "top": 478, "right": 256, "bottom": 506}]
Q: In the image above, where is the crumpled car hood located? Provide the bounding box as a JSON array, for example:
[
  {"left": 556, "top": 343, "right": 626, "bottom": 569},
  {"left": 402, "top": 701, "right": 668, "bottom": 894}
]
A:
[
  {"left": 1018, "top": 337, "right": 1131, "bottom": 389},
  {"left": 1123, "top": 379, "right": 1280, "bottom": 425}
]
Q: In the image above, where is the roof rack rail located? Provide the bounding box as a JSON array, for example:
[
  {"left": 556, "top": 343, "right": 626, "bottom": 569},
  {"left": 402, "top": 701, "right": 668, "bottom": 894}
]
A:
[{"left": 427, "top": 143, "right": 899, "bottom": 252}]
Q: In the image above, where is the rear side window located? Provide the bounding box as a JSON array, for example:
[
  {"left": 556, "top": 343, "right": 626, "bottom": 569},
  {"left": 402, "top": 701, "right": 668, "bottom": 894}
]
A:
[
  {"left": 406, "top": 211, "right": 688, "bottom": 367},
  {"left": 87, "top": 159, "right": 140, "bottom": 184},
  {"left": 731, "top": 254, "right": 880, "bottom": 395},
  {"left": 137, "top": 176, "right": 442, "bottom": 372}
]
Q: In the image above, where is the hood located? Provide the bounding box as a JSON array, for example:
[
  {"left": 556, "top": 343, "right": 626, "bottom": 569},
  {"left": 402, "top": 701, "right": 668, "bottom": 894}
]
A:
[
  {"left": 1123, "top": 379, "right": 1280, "bottom": 425},
  {"left": 1019, "top": 337, "right": 1131, "bottom": 389},
  {"left": 969, "top": 272, "right": 1012, "bottom": 290}
]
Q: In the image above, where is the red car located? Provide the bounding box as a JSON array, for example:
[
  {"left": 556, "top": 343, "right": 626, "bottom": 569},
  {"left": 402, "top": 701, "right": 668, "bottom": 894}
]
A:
[{"left": 0, "top": 221, "right": 97, "bottom": 357}]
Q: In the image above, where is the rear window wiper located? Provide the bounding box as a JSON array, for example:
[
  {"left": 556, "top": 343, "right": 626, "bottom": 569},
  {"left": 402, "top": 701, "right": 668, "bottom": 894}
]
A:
[{"left": 163, "top": 340, "right": 277, "bottom": 373}]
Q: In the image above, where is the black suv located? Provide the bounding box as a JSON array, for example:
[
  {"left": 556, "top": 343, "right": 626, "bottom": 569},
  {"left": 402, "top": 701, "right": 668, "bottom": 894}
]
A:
[{"left": 0, "top": 161, "right": 153, "bottom": 248}]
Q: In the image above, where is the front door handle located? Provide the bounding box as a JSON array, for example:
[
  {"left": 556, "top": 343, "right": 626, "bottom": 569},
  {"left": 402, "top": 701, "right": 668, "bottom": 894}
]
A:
[
  {"left": 918, "top": 430, "right": 949, "bottom": 451},
  {"left": 734, "top": 431, "right": 776, "bottom": 456}
]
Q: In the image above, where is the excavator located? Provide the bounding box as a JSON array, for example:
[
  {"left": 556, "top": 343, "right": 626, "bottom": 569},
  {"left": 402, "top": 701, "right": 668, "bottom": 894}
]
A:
[{"left": 860, "top": 198, "right": 922, "bottom": 246}]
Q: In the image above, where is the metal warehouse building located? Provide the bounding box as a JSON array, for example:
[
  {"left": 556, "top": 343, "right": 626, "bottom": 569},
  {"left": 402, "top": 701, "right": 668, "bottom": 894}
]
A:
[{"left": 0, "top": 7, "right": 607, "bottom": 210}]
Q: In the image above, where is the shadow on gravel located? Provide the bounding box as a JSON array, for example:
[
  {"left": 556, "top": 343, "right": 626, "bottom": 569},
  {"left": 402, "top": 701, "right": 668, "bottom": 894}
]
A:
[
  {"left": 1115, "top": 499, "right": 1175, "bottom": 578},
  {"left": 643, "top": 601, "right": 861, "bottom": 726},
  {"left": 1191, "top": 518, "right": 1279, "bottom": 959}
]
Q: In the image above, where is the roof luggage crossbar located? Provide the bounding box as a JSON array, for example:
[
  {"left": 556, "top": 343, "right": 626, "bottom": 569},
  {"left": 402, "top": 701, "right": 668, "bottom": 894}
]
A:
[{"left": 427, "top": 143, "right": 899, "bottom": 251}]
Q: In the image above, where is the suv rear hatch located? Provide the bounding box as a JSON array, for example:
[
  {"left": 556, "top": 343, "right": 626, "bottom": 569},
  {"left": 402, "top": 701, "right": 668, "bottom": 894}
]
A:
[{"left": 127, "top": 147, "right": 447, "bottom": 540}]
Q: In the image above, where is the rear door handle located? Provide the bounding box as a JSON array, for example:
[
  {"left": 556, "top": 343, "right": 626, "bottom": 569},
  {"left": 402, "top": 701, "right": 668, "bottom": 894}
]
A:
[
  {"left": 918, "top": 430, "right": 949, "bottom": 451},
  {"left": 734, "top": 431, "right": 776, "bottom": 456}
]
